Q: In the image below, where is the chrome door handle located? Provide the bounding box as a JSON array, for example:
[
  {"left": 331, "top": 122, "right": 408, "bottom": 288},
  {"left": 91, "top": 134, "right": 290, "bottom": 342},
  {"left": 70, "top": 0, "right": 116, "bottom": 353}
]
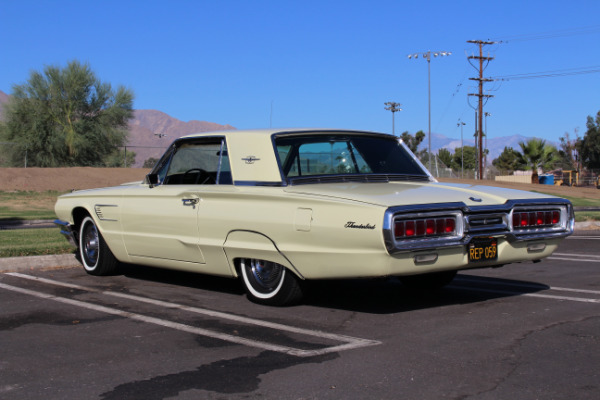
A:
[{"left": 182, "top": 198, "right": 199, "bottom": 206}]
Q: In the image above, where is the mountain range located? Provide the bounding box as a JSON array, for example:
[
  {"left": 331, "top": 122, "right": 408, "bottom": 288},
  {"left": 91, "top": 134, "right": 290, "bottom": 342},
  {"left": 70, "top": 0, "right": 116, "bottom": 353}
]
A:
[
  {"left": 0, "top": 89, "right": 537, "bottom": 167},
  {"left": 427, "top": 132, "right": 538, "bottom": 166}
]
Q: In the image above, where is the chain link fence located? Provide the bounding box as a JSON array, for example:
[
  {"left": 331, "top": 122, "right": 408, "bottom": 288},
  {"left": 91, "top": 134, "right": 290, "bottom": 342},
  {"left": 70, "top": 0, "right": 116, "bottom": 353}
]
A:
[
  {"left": 116, "top": 145, "right": 170, "bottom": 168},
  {"left": 0, "top": 143, "right": 169, "bottom": 168},
  {"left": 422, "top": 155, "right": 600, "bottom": 189}
]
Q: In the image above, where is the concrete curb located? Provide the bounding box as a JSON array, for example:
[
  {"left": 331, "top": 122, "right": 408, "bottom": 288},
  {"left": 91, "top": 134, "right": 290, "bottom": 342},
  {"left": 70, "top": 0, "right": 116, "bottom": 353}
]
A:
[{"left": 0, "top": 253, "right": 80, "bottom": 273}]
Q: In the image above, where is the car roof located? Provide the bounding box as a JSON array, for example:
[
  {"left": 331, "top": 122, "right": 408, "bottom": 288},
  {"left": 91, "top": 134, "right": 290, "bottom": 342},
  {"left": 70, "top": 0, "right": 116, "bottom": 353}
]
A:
[
  {"left": 180, "top": 128, "right": 394, "bottom": 140},
  {"left": 176, "top": 128, "right": 399, "bottom": 184}
]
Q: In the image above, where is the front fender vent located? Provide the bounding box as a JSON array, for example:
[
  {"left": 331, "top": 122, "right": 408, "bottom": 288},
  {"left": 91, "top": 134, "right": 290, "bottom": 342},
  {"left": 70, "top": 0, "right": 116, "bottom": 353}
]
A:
[{"left": 94, "top": 204, "right": 119, "bottom": 221}]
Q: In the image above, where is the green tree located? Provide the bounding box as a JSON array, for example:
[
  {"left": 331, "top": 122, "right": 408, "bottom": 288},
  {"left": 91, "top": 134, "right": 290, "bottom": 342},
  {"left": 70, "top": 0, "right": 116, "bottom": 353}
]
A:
[
  {"left": 580, "top": 111, "right": 600, "bottom": 169},
  {"left": 451, "top": 146, "right": 476, "bottom": 171},
  {"left": 0, "top": 60, "right": 134, "bottom": 167},
  {"left": 515, "top": 138, "right": 559, "bottom": 183},
  {"left": 437, "top": 148, "right": 453, "bottom": 167},
  {"left": 400, "top": 130, "right": 425, "bottom": 154},
  {"left": 492, "top": 146, "right": 520, "bottom": 173}
]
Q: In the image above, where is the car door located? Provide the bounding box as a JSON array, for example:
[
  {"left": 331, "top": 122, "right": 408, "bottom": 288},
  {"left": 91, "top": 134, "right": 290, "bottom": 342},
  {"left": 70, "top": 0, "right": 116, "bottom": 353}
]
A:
[{"left": 120, "top": 137, "right": 231, "bottom": 268}]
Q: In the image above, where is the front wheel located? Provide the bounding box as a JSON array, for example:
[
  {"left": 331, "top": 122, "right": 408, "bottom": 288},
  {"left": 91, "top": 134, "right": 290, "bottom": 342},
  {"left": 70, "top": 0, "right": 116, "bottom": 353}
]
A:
[
  {"left": 79, "top": 216, "right": 119, "bottom": 276},
  {"left": 239, "top": 259, "right": 303, "bottom": 306}
]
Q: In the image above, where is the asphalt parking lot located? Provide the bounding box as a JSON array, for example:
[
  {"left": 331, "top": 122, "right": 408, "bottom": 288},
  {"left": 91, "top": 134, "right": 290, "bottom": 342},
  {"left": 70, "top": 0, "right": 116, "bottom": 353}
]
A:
[{"left": 1, "top": 233, "right": 599, "bottom": 400}]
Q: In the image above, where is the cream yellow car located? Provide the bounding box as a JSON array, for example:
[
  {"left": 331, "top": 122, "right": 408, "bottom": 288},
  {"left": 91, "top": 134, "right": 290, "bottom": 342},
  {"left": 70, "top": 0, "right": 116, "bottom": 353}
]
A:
[{"left": 55, "top": 129, "right": 574, "bottom": 305}]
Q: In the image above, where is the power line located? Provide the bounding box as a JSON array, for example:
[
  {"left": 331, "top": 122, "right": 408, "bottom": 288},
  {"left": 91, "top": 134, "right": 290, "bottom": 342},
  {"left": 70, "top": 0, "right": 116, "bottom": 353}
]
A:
[{"left": 491, "top": 66, "right": 600, "bottom": 81}]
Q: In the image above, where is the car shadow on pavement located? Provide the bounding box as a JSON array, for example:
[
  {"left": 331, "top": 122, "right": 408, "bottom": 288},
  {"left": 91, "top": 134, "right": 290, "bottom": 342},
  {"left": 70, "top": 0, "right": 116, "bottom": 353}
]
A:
[
  {"left": 115, "top": 264, "right": 550, "bottom": 314},
  {"left": 302, "top": 274, "right": 550, "bottom": 314},
  {"left": 117, "top": 263, "right": 246, "bottom": 296}
]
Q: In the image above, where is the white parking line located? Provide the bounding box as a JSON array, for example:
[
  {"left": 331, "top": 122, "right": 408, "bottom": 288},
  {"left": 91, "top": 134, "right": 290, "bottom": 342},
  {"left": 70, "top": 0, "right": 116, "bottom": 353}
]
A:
[
  {"left": 552, "top": 252, "right": 600, "bottom": 259},
  {"left": 453, "top": 276, "right": 600, "bottom": 303},
  {"left": 548, "top": 252, "right": 600, "bottom": 263},
  {"left": 453, "top": 286, "right": 600, "bottom": 304},
  {"left": 548, "top": 257, "right": 600, "bottom": 263},
  {"left": 549, "top": 286, "right": 600, "bottom": 295},
  {"left": 2, "top": 273, "right": 381, "bottom": 357}
]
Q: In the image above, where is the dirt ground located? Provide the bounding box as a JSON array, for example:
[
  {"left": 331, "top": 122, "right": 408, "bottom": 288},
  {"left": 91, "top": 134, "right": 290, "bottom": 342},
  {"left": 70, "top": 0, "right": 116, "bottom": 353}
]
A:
[
  {"left": 0, "top": 168, "right": 598, "bottom": 199},
  {"left": 0, "top": 168, "right": 150, "bottom": 192}
]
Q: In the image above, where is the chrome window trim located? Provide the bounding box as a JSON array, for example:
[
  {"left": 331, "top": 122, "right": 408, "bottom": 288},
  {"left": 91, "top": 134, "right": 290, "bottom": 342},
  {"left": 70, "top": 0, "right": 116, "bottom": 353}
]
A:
[
  {"left": 383, "top": 198, "right": 574, "bottom": 254},
  {"left": 234, "top": 181, "right": 288, "bottom": 187},
  {"left": 397, "top": 139, "right": 437, "bottom": 182},
  {"left": 148, "top": 136, "right": 230, "bottom": 187},
  {"left": 216, "top": 139, "right": 225, "bottom": 184},
  {"left": 271, "top": 131, "right": 432, "bottom": 186}
]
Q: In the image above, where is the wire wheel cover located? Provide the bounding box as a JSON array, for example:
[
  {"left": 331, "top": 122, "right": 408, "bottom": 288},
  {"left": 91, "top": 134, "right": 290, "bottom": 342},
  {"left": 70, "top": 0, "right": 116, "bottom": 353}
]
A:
[
  {"left": 247, "top": 259, "right": 284, "bottom": 293},
  {"left": 82, "top": 222, "right": 99, "bottom": 266}
]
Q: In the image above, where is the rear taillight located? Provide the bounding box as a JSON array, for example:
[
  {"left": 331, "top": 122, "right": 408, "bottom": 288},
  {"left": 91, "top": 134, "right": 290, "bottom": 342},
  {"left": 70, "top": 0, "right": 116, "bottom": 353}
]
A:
[
  {"left": 395, "top": 217, "right": 457, "bottom": 239},
  {"left": 512, "top": 210, "right": 561, "bottom": 229}
]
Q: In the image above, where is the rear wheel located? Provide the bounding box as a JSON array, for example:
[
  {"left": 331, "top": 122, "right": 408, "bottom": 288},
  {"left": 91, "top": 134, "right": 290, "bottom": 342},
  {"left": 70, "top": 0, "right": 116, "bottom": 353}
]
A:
[
  {"left": 399, "top": 270, "right": 457, "bottom": 291},
  {"left": 79, "top": 216, "right": 119, "bottom": 276},
  {"left": 239, "top": 259, "right": 303, "bottom": 306}
]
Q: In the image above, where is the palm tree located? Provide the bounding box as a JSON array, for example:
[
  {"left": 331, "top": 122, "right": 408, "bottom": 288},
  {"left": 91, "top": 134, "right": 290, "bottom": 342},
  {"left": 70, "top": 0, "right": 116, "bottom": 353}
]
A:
[{"left": 516, "top": 138, "right": 559, "bottom": 184}]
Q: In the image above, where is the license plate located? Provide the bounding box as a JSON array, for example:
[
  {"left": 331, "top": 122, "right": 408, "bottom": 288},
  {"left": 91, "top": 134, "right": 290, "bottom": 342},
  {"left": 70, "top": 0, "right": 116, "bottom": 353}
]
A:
[{"left": 468, "top": 237, "right": 498, "bottom": 262}]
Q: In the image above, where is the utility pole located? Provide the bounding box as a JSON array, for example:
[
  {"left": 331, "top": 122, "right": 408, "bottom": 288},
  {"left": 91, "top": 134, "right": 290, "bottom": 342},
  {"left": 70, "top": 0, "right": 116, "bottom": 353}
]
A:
[
  {"left": 467, "top": 40, "right": 495, "bottom": 180},
  {"left": 484, "top": 112, "right": 491, "bottom": 177},
  {"left": 384, "top": 102, "right": 402, "bottom": 135}
]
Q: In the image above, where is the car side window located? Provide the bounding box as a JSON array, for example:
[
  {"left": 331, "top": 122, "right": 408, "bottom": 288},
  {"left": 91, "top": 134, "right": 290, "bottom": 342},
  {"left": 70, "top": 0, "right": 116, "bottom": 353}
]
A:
[{"left": 162, "top": 139, "right": 232, "bottom": 185}]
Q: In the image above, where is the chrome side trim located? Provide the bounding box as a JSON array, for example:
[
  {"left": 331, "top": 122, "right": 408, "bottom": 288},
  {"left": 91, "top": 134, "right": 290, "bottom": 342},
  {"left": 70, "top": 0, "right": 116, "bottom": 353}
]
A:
[
  {"left": 383, "top": 198, "right": 574, "bottom": 254},
  {"left": 287, "top": 174, "right": 430, "bottom": 186}
]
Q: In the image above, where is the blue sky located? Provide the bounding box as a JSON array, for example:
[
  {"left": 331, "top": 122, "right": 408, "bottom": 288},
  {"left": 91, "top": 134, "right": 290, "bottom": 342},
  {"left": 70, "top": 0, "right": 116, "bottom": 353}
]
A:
[{"left": 1, "top": 0, "right": 599, "bottom": 143}]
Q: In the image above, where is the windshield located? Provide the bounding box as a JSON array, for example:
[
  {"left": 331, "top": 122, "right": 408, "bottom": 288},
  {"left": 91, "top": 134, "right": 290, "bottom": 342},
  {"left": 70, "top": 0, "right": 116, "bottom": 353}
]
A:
[{"left": 275, "top": 134, "right": 428, "bottom": 182}]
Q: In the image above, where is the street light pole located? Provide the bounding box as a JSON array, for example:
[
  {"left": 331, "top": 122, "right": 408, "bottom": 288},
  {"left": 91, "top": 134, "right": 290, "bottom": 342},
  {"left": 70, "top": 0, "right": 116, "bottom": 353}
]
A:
[
  {"left": 384, "top": 102, "right": 402, "bottom": 136},
  {"left": 408, "top": 50, "right": 451, "bottom": 172}
]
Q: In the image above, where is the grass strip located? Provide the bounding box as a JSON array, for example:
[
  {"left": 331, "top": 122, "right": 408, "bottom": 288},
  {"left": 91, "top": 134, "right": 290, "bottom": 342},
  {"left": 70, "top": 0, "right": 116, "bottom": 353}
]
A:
[
  {"left": 0, "top": 190, "right": 65, "bottom": 220},
  {"left": 575, "top": 212, "right": 600, "bottom": 222},
  {"left": 0, "top": 228, "right": 74, "bottom": 258},
  {"left": 531, "top": 191, "right": 600, "bottom": 208}
]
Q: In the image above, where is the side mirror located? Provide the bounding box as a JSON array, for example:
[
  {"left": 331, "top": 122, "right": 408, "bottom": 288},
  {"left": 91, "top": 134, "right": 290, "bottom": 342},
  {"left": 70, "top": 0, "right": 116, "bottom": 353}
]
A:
[{"left": 146, "top": 173, "right": 159, "bottom": 188}]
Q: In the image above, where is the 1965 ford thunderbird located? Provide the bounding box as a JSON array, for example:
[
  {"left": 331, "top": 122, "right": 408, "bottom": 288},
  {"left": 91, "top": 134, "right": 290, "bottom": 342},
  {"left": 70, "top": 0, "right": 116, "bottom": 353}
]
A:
[{"left": 55, "top": 129, "right": 574, "bottom": 305}]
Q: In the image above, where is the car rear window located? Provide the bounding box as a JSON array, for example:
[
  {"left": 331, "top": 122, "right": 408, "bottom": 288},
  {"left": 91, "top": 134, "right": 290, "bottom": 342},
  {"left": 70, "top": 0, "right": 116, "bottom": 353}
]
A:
[{"left": 275, "top": 134, "right": 427, "bottom": 179}]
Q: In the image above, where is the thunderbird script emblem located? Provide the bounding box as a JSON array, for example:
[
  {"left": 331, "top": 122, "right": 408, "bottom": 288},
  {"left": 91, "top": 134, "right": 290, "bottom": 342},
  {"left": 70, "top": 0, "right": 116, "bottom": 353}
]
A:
[{"left": 345, "top": 221, "right": 376, "bottom": 230}]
